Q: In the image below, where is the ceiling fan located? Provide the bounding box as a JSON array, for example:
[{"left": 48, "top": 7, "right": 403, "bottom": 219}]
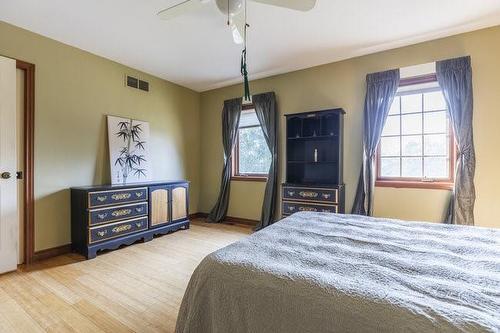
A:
[{"left": 157, "top": 0, "right": 317, "bottom": 44}]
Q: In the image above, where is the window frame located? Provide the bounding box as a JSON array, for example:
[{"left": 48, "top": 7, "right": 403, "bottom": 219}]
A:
[
  {"left": 231, "top": 104, "right": 269, "bottom": 182},
  {"left": 375, "top": 74, "right": 456, "bottom": 190}
]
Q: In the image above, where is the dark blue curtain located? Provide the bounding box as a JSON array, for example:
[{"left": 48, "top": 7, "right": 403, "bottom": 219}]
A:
[
  {"left": 208, "top": 98, "right": 242, "bottom": 223},
  {"left": 352, "top": 69, "right": 400, "bottom": 216},
  {"left": 253, "top": 92, "right": 278, "bottom": 230},
  {"left": 436, "top": 56, "right": 475, "bottom": 225}
]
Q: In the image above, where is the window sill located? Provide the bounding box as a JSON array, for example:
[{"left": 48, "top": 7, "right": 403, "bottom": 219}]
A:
[
  {"left": 375, "top": 180, "right": 453, "bottom": 190},
  {"left": 231, "top": 175, "right": 268, "bottom": 182}
]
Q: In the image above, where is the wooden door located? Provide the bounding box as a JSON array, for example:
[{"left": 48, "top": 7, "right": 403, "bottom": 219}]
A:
[
  {"left": 171, "top": 185, "right": 188, "bottom": 222},
  {"left": 149, "top": 186, "right": 170, "bottom": 227},
  {"left": 0, "top": 56, "right": 18, "bottom": 274}
]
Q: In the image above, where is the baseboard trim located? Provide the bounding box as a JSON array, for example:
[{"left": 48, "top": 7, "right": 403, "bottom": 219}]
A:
[
  {"left": 188, "top": 212, "right": 208, "bottom": 220},
  {"left": 32, "top": 244, "right": 71, "bottom": 262},
  {"left": 189, "top": 212, "right": 259, "bottom": 226},
  {"left": 223, "top": 216, "right": 259, "bottom": 226}
]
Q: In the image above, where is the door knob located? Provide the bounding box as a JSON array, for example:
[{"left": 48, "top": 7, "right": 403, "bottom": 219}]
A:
[{"left": 1, "top": 172, "right": 11, "bottom": 179}]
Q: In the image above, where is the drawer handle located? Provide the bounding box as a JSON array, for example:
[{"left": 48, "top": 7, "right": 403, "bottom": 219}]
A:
[
  {"left": 97, "top": 230, "right": 107, "bottom": 237},
  {"left": 322, "top": 194, "right": 332, "bottom": 199},
  {"left": 97, "top": 213, "right": 108, "bottom": 220},
  {"left": 111, "top": 209, "right": 132, "bottom": 217},
  {"left": 135, "top": 207, "right": 144, "bottom": 213},
  {"left": 287, "top": 191, "right": 295, "bottom": 196},
  {"left": 112, "top": 193, "right": 131, "bottom": 200},
  {"left": 112, "top": 224, "right": 132, "bottom": 233},
  {"left": 136, "top": 222, "right": 143, "bottom": 228},
  {"left": 321, "top": 209, "right": 331, "bottom": 213},
  {"left": 299, "top": 191, "right": 318, "bottom": 198},
  {"left": 299, "top": 207, "right": 317, "bottom": 212},
  {"left": 135, "top": 192, "right": 144, "bottom": 198},
  {"left": 96, "top": 195, "right": 107, "bottom": 202},
  {"left": 288, "top": 206, "right": 296, "bottom": 211}
]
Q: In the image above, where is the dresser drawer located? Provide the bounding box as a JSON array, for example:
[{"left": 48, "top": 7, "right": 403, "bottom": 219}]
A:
[
  {"left": 89, "top": 216, "right": 148, "bottom": 244},
  {"left": 88, "top": 202, "right": 148, "bottom": 226},
  {"left": 283, "top": 187, "right": 338, "bottom": 204},
  {"left": 282, "top": 201, "right": 338, "bottom": 215},
  {"left": 88, "top": 187, "right": 148, "bottom": 208}
]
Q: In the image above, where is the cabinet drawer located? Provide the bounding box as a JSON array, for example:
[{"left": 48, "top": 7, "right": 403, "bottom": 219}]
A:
[
  {"left": 283, "top": 187, "right": 338, "bottom": 204},
  {"left": 89, "top": 216, "right": 148, "bottom": 244},
  {"left": 282, "top": 201, "right": 338, "bottom": 215},
  {"left": 88, "top": 188, "right": 148, "bottom": 208},
  {"left": 89, "top": 202, "right": 148, "bottom": 226}
]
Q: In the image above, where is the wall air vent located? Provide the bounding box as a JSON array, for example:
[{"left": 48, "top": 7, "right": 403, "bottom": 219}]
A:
[
  {"left": 126, "top": 75, "right": 138, "bottom": 89},
  {"left": 126, "top": 75, "right": 149, "bottom": 92},
  {"left": 138, "top": 80, "right": 149, "bottom": 92}
]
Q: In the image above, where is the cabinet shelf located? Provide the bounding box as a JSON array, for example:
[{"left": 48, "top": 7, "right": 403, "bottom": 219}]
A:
[
  {"left": 285, "top": 109, "right": 344, "bottom": 186},
  {"left": 287, "top": 161, "right": 338, "bottom": 164},
  {"left": 287, "top": 134, "right": 338, "bottom": 140}
]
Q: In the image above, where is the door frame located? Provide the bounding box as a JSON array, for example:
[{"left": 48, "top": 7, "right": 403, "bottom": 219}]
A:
[{"left": 16, "top": 60, "right": 35, "bottom": 265}]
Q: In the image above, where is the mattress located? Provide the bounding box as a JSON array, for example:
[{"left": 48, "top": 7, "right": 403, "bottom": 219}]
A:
[{"left": 175, "top": 212, "right": 500, "bottom": 333}]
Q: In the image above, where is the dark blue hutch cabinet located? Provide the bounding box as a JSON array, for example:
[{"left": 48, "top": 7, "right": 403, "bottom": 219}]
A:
[{"left": 282, "top": 109, "right": 345, "bottom": 217}]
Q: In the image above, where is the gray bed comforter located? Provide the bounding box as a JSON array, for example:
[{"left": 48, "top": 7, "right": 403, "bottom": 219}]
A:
[{"left": 175, "top": 212, "right": 500, "bottom": 333}]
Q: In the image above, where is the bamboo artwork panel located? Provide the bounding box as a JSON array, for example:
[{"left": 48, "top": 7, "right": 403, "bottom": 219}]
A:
[{"left": 107, "top": 115, "right": 152, "bottom": 184}]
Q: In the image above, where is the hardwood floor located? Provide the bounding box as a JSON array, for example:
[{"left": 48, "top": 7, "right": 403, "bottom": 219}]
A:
[{"left": 0, "top": 220, "right": 252, "bottom": 333}]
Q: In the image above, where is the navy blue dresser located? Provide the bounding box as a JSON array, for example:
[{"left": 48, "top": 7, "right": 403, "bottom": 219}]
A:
[
  {"left": 282, "top": 184, "right": 345, "bottom": 217},
  {"left": 71, "top": 180, "right": 189, "bottom": 259}
]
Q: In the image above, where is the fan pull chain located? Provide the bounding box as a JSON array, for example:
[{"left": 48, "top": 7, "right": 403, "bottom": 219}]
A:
[{"left": 240, "top": 0, "right": 251, "bottom": 101}]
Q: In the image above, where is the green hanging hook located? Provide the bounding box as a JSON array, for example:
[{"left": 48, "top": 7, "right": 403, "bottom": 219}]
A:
[{"left": 241, "top": 47, "right": 250, "bottom": 101}]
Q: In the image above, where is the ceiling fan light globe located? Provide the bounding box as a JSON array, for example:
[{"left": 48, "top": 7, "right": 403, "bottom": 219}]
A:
[
  {"left": 215, "top": 0, "right": 244, "bottom": 16},
  {"left": 231, "top": 25, "right": 244, "bottom": 44}
]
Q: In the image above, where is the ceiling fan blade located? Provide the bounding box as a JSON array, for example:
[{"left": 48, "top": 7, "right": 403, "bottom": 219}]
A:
[
  {"left": 250, "top": 0, "right": 316, "bottom": 11},
  {"left": 230, "top": 11, "right": 245, "bottom": 44},
  {"left": 157, "top": 0, "right": 206, "bottom": 20}
]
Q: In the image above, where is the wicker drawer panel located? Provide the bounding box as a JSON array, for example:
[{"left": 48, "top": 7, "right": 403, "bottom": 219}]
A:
[
  {"left": 89, "top": 216, "right": 148, "bottom": 244},
  {"left": 282, "top": 201, "right": 338, "bottom": 215},
  {"left": 283, "top": 187, "right": 338, "bottom": 204},
  {"left": 89, "top": 202, "right": 148, "bottom": 226},
  {"left": 88, "top": 188, "right": 148, "bottom": 208}
]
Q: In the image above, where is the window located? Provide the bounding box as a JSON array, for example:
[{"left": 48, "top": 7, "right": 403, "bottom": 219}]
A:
[
  {"left": 376, "top": 75, "right": 455, "bottom": 190},
  {"left": 232, "top": 107, "right": 271, "bottom": 181}
]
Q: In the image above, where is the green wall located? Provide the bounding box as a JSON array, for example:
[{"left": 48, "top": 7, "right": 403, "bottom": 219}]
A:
[
  {"left": 199, "top": 25, "right": 500, "bottom": 229},
  {"left": 0, "top": 21, "right": 201, "bottom": 251}
]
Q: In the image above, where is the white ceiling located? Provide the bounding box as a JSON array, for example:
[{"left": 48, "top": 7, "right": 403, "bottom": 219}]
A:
[{"left": 1, "top": 0, "right": 500, "bottom": 92}]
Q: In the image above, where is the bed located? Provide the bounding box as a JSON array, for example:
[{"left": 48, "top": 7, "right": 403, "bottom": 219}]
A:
[{"left": 175, "top": 212, "right": 500, "bottom": 333}]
